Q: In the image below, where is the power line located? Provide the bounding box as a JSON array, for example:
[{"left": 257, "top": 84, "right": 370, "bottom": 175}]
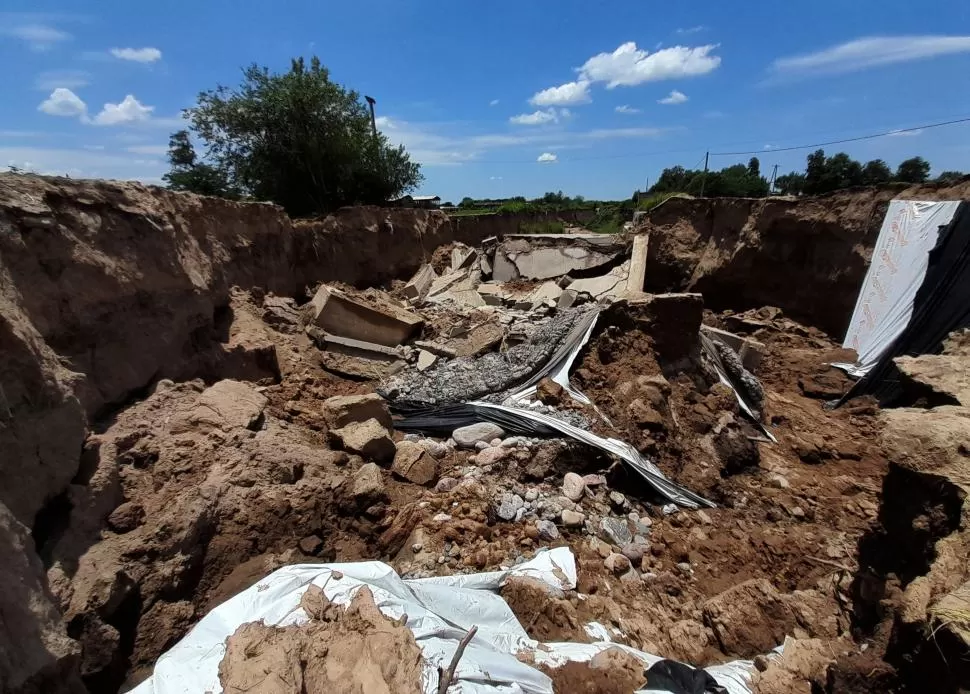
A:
[{"left": 709, "top": 116, "right": 970, "bottom": 157}]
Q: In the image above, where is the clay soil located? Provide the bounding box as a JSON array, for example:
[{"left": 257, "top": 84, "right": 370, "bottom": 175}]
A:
[{"left": 48, "top": 290, "right": 900, "bottom": 693}]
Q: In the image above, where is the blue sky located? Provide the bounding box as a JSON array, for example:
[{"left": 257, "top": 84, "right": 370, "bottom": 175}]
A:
[{"left": 2, "top": 1, "right": 969, "bottom": 202}]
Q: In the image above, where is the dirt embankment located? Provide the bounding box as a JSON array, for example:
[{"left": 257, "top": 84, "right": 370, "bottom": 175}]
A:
[{"left": 643, "top": 181, "right": 970, "bottom": 338}]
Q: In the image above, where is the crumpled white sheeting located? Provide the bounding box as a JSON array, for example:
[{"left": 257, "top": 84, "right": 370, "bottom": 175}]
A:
[{"left": 132, "top": 548, "right": 755, "bottom": 694}]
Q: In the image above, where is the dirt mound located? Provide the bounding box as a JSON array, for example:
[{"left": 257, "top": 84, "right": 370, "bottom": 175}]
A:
[
  {"left": 537, "top": 647, "right": 646, "bottom": 693},
  {"left": 219, "top": 585, "right": 424, "bottom": 694}
]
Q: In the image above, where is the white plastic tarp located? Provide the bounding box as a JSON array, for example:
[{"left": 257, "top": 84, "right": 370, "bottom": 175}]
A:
[
  {"left": 838, "top": 200, "right": 960, "bottom": 377},
  {"left": 132, "top": 548, "right": 755, "bottom": 694}
]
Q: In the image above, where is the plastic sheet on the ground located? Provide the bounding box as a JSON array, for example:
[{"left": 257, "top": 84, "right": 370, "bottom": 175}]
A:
[{"left": 131, "top": 548, "right": 755, "bottom": 694}]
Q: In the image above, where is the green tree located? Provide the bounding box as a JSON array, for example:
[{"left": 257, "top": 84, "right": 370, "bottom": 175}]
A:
[
  {"left": 174, "top": 56, "right": 421, "bottom": 216},
  {"left": 775, "top": 172, "right": 806, "bottom": 195},
  {"left": 162, "top": 130, "right": 238, "bottom": 198},
  {"left": 804, "top": 149, "right": 827, "bottom": 195},
  {"left": 935, "top": 170, "right": 966, "bottom": 185},
  {"left": 895, "top": 156, "right": 931, "bottom": 184},
  {"left": 861, "top": 159, "right": 892, "bottom": 186},
  {"left": 458, "top": 197, "right": 475, "bottom": 208},
  {"left": 747, "top": 157, "right": 761, "bottom": 178}
]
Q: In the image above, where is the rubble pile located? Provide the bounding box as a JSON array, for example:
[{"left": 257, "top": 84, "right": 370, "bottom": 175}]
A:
[{"left": 6, "top": 174, "right": 970, "bottom": 694}]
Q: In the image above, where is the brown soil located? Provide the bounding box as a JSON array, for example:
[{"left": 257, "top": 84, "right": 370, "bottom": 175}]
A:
[
  {"left": 537, "top": 647, "right": 646, "bottom": 694},
  {"left": 219, "top": 584, "right": 424, "bottom": 694}
]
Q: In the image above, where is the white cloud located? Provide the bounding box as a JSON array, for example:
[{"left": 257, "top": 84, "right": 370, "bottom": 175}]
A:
[
  {"left": 677, "top": 26, "right": 707, "bottom": 35},
  {"left": 1, "top": 23, "right": 70, "bottom": 51},
  {"left": 38, "top": 88, "right": 88, "bottom": 117},
  {"left": 375, "top": 115, "right": 396, "bottom": 129},
  {"left": 34, "top": 69, "right": 90, "bottom": 91},
  {"left": 489, "top": 176, "right": 503, "bottom": 180},
  {"left": 615, "top": 105, "right": 641, "bottom": 114},
  {"left": 376, "top": 115, "right": 670, "bottom": 166},
  {"left": 888, "top": 128, "right": 923, "bottom": 137},
  {"left": 126, "top": 144, "right": 168, "bottom": 155},
  {"left": 510, "top": 109, "right": 559, "bottom": 126},
  {"left": 489, "top": 99, "right": 500, "bottom": 106},
  {"left": 110, "top": 47, "right": 162, "bottom": 63},
  {"left": 658, "top": 90, "right": 688, "bottom": 105},
  {"left": 530, "top": 80, "right": 591, "bottom": 106},
  {"left": 579, "top": 42, "right": 721, "bottom": 88},
  {"left": 93, "top": 95, "right": 154, "bottom": 126},
  {"left": 771, "top": 36, "right": 970, "bottom": 77},
  {"left": 537, "top": 152, "right": 558, "bottom": 163}
]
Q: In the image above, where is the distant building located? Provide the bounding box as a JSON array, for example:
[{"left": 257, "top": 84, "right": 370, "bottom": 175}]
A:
[{"left": 390, "top": 195, "right": 441, "bottom": 209}]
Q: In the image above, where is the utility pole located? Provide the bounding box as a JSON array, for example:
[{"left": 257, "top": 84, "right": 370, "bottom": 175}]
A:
[
  {"left": 699, "top": 151, "right": 709, "bottom": 198},
  {"left": 769, "top": 164, "right": 779, "bottom": 195},
  {"left": 365, "top": 95, "right": 378, "bottom": 143}
]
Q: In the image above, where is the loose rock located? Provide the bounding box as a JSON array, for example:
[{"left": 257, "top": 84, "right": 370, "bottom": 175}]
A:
[
  {"left": 535, "top": 519, "right": 560, "bottom": 541},
  {"left": 604, "top": 553, "right": 633, "bottom": 576},
  {"left": 453, "top": 422, "right": 505, "bottom": 449},
  {"left": 332, "top": 419, "right": 395, "bottom": 463},
  {"left": 560, "top": 509, "right": 586, "bottom": 528},
  {"left": 391, "top": 441, "right": 438, "bottom": 486},
  {"left": 599, "top": 517, "right": 633, "bottom": 546},
  {"left": 351, "top": 463, "right": 386, "bottom": 503},
  {"left": 562, "top": 472, "right": 586, "bottom": 502},
  {"left": 495, "top": 493, "right": 525, "bottom": 521}
]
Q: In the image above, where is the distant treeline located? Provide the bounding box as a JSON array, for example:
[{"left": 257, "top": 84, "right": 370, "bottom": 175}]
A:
[{"left": 641, "top": 152, "right": 965, "bottom": 199}]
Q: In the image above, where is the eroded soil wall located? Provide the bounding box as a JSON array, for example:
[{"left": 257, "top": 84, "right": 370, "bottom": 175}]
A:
[{"left": 643, "top": 181, "right": 970, "bottom": 338}]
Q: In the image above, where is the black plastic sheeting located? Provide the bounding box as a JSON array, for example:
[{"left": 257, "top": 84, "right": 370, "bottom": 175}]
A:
[
  {"left": 642, "top": 660, "right": 728, "bottom": 694},
  {"left": 391, "top": 401, "right": 558, "bottom": 437},
  {"left": 841, "top": 201, "right": 970, "bottom": 405}
]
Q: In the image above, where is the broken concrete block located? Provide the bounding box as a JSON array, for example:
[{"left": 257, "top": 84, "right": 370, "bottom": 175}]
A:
[
  {"left": 448, "top": 322, "right": 504, "bottom": 357},
  {"left": 413, "top": 341, "right": 459, "bottom": 359},
  {"left": 391, "top": 441, "right": 438, "bottom": 485},
  {"left": 626, "top": 233, "right": 648, "bottom": 295},
  {"left": 451, "top": 246, "right": 478, "bottom": 272},
  {"left": 529, "top": 280, "right": 564, "bottom": 309},
  {"left": 332, "top": 418, "right": 395, "bottom": 463},
  {"left": 480, "top": 253, "right": 493, "bottom": 276},
  {"left": 567, "top": 274, "right": 624, "bottom": 299},
  {"left": 557, "top": 289, "right": 578, "bottom": 310},
  {"left": 312, "top": 331, "right": 404, "bottom": 362},
  {"left": 404, "top": 264, "right": 437, "bottom": 301},
  {"left": 310, "top": 286, "right": 422, "bottom": 347},
  {"left": 323, "top": 394, "right": 392, "bottom": 430},
  {"left": 427, "top": 270, "right": 468, "bottom": 299},
  {"left": 416, "top": 350, "right": 437, "bottom": 371},
  {"left": 449, "top": 289, "right": 486, "bottom": 308}
]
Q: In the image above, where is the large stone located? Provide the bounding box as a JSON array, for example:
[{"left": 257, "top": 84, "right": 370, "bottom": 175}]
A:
[
  {"left": 322, "top": 393, "right": 392, "bottom": 430},
  {"left": 351, "top": 463, "right": 387, "bottom": 503},
  {"left": 492, "top": 234, "right": 625, "bottom": 282},
  {"left": 189, "top": 380, "right": 267, "bottom": 431},
  {"left": 599, "top": 517, "right": 634, "bottom": 546},
  {"left": 453, "top": 422, "right": 506, "bottom": 449},
  {"left": 495, "top": 493, "right": 524, "bottom": 521},
  {"left": 475, "top": 446, "right": 509, "bottom": 466},
  {"left": 535, "top": 519, "right": 560, "bottom": 541},
  {"left": 391, "top": 441, "right": 438, "bottom": 486},
  {"left": 604, "top": 552, "right": 633, "bottom": 576},
  {"left": 560, "top": 509, "right": 586, "bottom": 528},
  {"left": 333, "top": 419, "right": 395, "bottom": 463},
  {"left": 310, "top": 285, "right": 423, "bottom": 347},
  {"left": 416, "top": 350, "right": 437, "bottom": 372},
  {"left": 561, "top": 472, "right": 586, "bottom": 502}
]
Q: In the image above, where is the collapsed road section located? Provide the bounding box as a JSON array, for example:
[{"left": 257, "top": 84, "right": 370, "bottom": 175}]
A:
[{"left": 5, "top": 174, "right": 970, "bottom": 694}]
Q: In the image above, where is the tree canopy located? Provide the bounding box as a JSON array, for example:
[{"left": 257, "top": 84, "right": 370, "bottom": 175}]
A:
[
  {"left": 164, "top": 56, "right": 422, "bottom": 216},
  {"left": 648, "top": 159, "right": 769, "bottom": 198}
]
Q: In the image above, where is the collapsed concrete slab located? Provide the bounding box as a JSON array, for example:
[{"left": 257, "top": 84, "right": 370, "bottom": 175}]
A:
[
  {"left": 492, "top": 234, "right": 627, "bottom": 282},
  {"left": 626, "top": 233, "right": 648, "bottom": 295},
  {"left": 310, "top": 286, "right": 423, "bottom": 347},
  {"left": 451, "top": 245, "right": 478, "bottom": 272},
  {"left": 403, "top": 264, "right": 437, "bottom": 301}
]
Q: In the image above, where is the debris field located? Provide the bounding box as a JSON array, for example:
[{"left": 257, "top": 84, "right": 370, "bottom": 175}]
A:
[{"left": 4, "top": 174, "right": 970, "bottom": 694}]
